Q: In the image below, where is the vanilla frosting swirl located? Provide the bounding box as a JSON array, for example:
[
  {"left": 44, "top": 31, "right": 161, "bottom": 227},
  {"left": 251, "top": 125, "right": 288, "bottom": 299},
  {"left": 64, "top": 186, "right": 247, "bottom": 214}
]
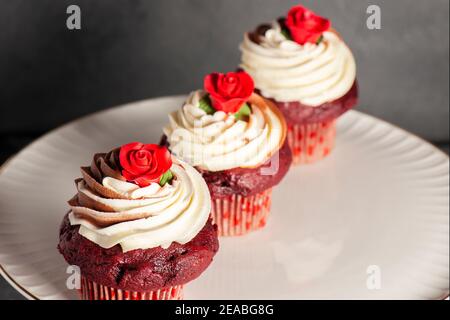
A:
[
  {"left": 163, "top": 91, "right": 286, "bottom": 172},
  {"left": 240, "top": 21, "right": 356, "bottom": 106},
  {"left": 68, "top": 151, "right": 211, "bottom": 252}
]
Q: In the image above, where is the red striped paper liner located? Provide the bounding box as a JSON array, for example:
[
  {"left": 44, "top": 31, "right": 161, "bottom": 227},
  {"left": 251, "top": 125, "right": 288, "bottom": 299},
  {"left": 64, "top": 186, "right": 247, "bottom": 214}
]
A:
[
  {"left": 79, "top": 276, "right": 183, "bottom": 300},
  {"left": 211, "top": 188, "right": 272, "bottom": 237},
  {"left": 287, "top": 119, "right": 336, "bottom": 165}
]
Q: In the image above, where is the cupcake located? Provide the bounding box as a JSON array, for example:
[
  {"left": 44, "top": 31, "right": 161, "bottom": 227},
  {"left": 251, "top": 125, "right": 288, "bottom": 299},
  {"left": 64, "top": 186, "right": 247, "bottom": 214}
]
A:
[
  {"left": 58, "top": 142, "right": 218, "bottom": 300},
  {"left": 162, "top": 71, "right": 292, "bottom": 236},
  {"left": 240, "top": 5, "right": 358, "bottom": 164}
]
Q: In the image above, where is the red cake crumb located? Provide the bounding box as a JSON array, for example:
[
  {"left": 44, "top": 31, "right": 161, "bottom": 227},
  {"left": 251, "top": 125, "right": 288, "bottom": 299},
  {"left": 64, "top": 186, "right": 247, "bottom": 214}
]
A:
[
  {"left": 271, "top": 81, "right": 358, "bottom": 126},
  {"left": 198, "top": 141, "right": 292, "bottom": 198},
  {"left": 58, "top": 215, "right": 219, "bottom": 292}
]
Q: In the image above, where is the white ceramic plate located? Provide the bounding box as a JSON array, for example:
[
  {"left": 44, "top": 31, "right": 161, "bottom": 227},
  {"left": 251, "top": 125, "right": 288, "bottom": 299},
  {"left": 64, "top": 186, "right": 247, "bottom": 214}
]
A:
[{"left": 0, "top": 96, "right": 448, "bottom": 300}]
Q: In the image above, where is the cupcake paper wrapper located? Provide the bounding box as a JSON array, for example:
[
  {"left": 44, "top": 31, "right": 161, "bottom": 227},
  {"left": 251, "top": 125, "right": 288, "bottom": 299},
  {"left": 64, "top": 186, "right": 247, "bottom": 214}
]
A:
[
  {"left": 287, "top": 119, "right": 336, "bottom": 165},
  {"left": 80, "top": 276, "right": 183, "bottom": 300},
  {"left": 211, "top": 188, "right": 272, "bottom": 236}
]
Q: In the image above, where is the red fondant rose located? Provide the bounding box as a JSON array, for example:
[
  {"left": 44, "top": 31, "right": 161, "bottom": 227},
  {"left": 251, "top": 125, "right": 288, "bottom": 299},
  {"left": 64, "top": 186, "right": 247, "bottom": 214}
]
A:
[
  {"left": 119, "top": 142, "right": 172, "bottom": 187},
  {"left": 204, "top": 71, "right": 254, "bottom": 113},
  {"left": 285, "top": 5, "right": 331, "bottom": 45}
]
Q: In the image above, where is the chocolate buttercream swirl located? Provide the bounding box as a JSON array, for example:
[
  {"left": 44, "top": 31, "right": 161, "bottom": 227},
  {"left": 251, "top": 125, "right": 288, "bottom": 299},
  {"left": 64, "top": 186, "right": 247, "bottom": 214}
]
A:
[
  {"left": 67, "top": 148, "right": 212, "bottom": 252},
  {"left": 68, "top": 149, "right": 152, "bottom": 227},
  {"left": 89, "top": 149, "right": 123, "bottom": 183}
]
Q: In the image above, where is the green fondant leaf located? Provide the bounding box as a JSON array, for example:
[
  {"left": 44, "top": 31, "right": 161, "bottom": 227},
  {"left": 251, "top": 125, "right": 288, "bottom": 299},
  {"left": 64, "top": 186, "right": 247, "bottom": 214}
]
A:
[
  {"left": 234, "top": 103, "right": 252, "bottom": 121},
  {"left": 198, "top": 95, "right": 216, "bottom": 115},
  {"left": 159, "top": 170, "right": 174, "bottom": 186},
  {"left": 281, "top": 28, "right": 291, "bottom": 40},
  {"left": 316, "top": 35, "right": 324, "bottom": 45}
]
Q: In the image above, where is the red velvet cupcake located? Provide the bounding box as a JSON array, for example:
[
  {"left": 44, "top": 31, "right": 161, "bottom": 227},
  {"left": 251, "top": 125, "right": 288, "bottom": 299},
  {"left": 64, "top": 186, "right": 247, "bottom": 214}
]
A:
[
  {"left": 163, "top": 71, "right": 292, "bottom": 236},
  {"left": 58, "top": 143, "right": 218, "bottom": 300},
  {"left": 240, "top": 5, "right": 358, "bottom": 164}
]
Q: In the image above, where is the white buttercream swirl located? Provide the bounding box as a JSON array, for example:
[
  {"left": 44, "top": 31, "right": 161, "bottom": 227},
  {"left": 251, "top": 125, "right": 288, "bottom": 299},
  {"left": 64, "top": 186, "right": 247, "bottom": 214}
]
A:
[
  {"left": 163, "top": 91, "right": 285, "bottom": 172},
  {"left": 240, "top": 21, "right": 356, "bottom": 106},
  {"left": 69, "top": 158, "right": 211, "bottom": 252}
]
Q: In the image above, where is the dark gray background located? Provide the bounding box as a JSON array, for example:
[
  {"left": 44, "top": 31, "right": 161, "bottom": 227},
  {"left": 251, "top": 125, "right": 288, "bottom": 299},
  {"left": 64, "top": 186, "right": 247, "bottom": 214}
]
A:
[
  {"left": 0, "top": 0, "right": 449, "bottom": 140},
  {"left": 0, "top": 0, "right": 449, "bottom": 299}
]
